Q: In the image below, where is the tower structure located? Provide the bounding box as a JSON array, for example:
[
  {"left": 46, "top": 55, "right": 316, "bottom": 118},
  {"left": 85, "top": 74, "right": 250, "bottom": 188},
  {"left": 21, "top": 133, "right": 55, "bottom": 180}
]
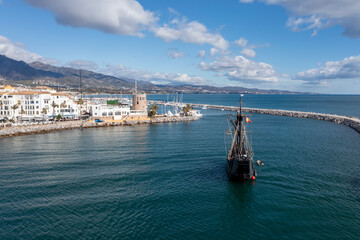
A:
[{"left": 132, "top": 79, "right": 147, "bottom": 112}]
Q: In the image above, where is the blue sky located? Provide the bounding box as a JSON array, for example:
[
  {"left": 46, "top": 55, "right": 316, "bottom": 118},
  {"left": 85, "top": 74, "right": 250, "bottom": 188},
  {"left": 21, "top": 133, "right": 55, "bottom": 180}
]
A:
[{"left": 0, "top": 0, "right": 360, "bottom": 93}]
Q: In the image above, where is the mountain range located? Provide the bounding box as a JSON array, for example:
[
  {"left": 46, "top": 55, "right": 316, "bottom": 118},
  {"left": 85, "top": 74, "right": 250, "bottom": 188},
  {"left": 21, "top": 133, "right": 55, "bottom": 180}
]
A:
[{"left": 0, "top": 54, "right": 301, "bottom": 94}]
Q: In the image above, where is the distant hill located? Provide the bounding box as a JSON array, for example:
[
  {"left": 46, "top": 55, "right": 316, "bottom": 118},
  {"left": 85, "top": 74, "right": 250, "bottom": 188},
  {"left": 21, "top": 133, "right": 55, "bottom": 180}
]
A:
[
  {"left": 0, "top": 54, "right": 61, "bottom": 80},
  {"left": 29, "top": 61, "right": 134, "bottom": 89},
  {"left": 0, "top": 54, "right": 303, "bottom": 94},
  {"left": 0, "top": 55, "right": 134, "bottom": 90}
]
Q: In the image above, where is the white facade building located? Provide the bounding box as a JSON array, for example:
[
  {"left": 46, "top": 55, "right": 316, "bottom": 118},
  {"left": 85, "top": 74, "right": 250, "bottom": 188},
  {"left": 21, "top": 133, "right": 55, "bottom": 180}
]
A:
[
  {"left": 0, "top": 85, "right": 150, "bottom": 122},
  {"left": 90, "top": 103, "right": 130, "bottom": 120},
  {"left": 0, "top": 85, "right": 78, "bottom": 121}
]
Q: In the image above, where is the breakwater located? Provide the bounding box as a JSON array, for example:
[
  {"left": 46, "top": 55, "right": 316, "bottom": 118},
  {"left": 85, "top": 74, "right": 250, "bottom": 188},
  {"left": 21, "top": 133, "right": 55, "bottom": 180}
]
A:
[
  {"left": 151, "top": 101, "right": 360, "bottom": 134},
  {"left": 0, "top": 116, "right": 199, "bottom": 138}
]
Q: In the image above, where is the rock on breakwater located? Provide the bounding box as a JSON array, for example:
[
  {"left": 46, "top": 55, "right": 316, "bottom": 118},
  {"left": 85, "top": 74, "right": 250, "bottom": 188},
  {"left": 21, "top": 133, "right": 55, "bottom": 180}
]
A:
[{"left": 0, "top": 116, "right": 199, "bottom": 138}]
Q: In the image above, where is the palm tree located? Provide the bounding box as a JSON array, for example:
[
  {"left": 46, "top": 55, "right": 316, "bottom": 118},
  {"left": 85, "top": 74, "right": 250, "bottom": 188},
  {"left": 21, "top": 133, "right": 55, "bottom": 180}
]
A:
[
  {"left": 148, "top": 104, "right": 159, "bottom": 117},
  {"left": 20, "top": 108, "right": 25, "bottom": 122},
  {"left": 11, "top": 104, "right": 19, "bottom": 121},
  {"left": 41, "top": 108, "right": 48, "bottom": 120},
  {"left": 182, "top": 104, "right": 191, "bottom": 116},
  {"left": 78, "top": 99, "right": 84, "bottom": 118},
  {"left": 51, "top": 101, "right": 59, "bottom": 120},
  {"left": 150, "top": 104, "right": 159, "bottom": 113},
  {"left": 60, "top": 101, "right": 67, "bottom": 117}
]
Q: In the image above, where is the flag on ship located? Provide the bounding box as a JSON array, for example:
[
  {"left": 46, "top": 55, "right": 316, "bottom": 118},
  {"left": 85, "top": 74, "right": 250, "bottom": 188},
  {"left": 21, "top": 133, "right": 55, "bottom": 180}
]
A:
[{"left": 246, "top": 117, "right": 252, "bottom": 123}]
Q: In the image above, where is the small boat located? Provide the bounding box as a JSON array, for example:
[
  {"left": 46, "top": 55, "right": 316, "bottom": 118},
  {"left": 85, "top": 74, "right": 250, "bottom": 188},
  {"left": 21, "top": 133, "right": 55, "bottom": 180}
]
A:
[
  {"left": 202, "top": 105, "right": 207, "bottom": 109},
  {"left": 188, "top": 109, "right": 203, "bottom": 117},
  {"left": 165, "top": 110, "right": 173, "bottom": 117},
  {"left": 257, "top": 160, "right": 264, "bottom": 166}
]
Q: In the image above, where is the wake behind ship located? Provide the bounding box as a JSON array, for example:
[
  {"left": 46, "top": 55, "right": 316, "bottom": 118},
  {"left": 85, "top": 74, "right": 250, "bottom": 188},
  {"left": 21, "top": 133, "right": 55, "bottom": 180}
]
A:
[{"left": 226, "top": 97, "right": 256, "bottom": 181}]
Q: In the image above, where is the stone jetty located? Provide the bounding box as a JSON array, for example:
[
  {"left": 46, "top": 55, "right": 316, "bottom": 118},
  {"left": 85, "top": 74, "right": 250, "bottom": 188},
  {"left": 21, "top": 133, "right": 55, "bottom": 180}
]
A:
[
  {"left": 151, "top": 101, "right": 360, "bottom": 134},
  {"left": 0, "top": 116, "right": 199, "bottom": 138}
]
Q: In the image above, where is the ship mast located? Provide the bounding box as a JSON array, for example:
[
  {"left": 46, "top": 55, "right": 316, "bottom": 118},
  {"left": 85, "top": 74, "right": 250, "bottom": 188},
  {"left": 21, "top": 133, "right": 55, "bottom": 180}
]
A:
[
  {"left": 237, "top": 95, "right": 245, "bottom": 155},
  {"left": 226, "top": 95, "right": 247, "bottom": 159}
]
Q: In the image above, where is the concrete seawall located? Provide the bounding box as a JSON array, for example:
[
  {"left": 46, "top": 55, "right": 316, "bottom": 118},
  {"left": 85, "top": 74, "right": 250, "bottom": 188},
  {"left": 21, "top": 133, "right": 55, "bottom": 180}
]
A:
[
  {"left": 0, "top": 116, "right": 199, "bottom": 138},
  {"left": 151, "top": 101, "right": 360, "bottom": 134}
]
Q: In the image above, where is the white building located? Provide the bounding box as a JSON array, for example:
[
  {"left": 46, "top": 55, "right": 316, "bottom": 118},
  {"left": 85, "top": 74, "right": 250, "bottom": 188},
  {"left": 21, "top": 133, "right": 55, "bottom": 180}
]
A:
[
  {"left": 90, "top": 103, "right": 130, "bottom": 120},
  {"left": 0, "top": 85, "right": 78, "bottom": 121}
]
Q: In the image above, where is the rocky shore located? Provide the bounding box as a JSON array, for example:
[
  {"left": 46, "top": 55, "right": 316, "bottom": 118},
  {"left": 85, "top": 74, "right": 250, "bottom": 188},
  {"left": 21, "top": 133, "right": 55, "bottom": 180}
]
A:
[{"left": 0, "top": 116, "right": 199, "bottom": 138}]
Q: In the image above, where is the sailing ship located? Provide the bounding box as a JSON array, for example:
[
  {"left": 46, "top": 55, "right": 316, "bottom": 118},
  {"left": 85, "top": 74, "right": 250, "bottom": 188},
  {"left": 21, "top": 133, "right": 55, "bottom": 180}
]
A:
[{"left": 226, "top": 96, "right": 256, "bottom": 181}]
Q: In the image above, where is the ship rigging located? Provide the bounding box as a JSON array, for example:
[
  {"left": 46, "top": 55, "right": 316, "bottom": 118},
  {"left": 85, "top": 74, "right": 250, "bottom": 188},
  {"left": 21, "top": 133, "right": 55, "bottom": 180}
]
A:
[{"left": 225, "top": 96, "right": 256, "bottom": 181}]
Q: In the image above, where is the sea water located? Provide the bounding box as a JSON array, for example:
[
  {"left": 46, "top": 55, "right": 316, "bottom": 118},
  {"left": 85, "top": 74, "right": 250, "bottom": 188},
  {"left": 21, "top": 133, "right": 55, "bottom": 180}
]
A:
[{"left": 0, "top": 94, "right": 359, "bottom": 239}]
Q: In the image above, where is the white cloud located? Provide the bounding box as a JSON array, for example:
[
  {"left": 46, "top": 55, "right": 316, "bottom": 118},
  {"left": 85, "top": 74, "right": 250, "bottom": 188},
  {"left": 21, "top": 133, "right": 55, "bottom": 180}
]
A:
[
  {"left": 234, "top": 37, "right": 248, "bottom": 47},
  {"left": 152, "top": 17, "right": 229, "bottom": 50},
  {"left": 24, "top": 0, "right": 156, "bottom": 37},
  {"left": 0, "top": 35, "right": 57, "bottom": 64},
  {"left": 199, "top": 55, "right": 278, "bottom": 83},
  {"left": 293, "top": 55, "right": 360, "bottom": 83},
  {"left": 240, "top": 48, "right": 256, "bottom": 58},
  {"left": 210, "top": 48, "right": 219, "bottom": 56},
  {"left": 239, "top": 0, "right": 254, "bottom": 3},
  {"left": 103, "top": 64, "right": 207, "bottom": 85},
  {"left": 286, "top": 15, "right": 327, "bottom": 36},
  {"left": 241, "top": 0, "right": 360, "bottom": 37},
  {"left": 197, "top": 50, "right": 206, "bottom": 58},
  {"left": 66, "top": 59, "right": 99, "bottom": 71},
  {"left": 167, "top": 50, "right": 184, "bottom": 59},
  {"left": 24, "top": 1, "right": 230, "bottom": 49}
]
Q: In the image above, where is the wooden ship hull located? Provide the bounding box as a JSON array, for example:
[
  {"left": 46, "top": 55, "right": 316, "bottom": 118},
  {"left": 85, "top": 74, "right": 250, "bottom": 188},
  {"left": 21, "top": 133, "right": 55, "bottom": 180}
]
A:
[{"left": 227, "top": 155, "right": 256, "bottom": 181}]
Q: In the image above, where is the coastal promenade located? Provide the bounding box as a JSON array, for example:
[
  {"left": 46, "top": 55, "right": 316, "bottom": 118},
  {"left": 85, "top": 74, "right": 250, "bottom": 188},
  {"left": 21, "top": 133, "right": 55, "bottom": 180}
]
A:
[
  {"left": 0, "top": 116, "right": 199, "bottom": 138},
  {"left": 151, "top": 101, "right": 360, "bottom": 134}
]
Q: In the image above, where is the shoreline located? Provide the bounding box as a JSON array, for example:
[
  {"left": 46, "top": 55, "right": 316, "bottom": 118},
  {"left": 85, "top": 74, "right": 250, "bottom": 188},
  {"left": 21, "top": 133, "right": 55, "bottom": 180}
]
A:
[{"left": 0, "top": 116, "right": 199, "bottom": 138}]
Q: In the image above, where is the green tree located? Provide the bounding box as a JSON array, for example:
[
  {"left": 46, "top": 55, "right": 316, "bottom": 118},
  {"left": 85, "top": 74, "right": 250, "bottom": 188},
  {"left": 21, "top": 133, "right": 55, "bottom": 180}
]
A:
[
  {"left": 182, "top": 104, "right": 191, "bottom": 116},
  {"left": 148, "top": 104, "right": 159, "bottom": 118},
  {"left": 60, "top": 101, "right": 67, "bottom": 117},
  {"left": 148, "top": 109, "right": 156, "bottom": 117},
  {"left": 41, "top": 108, "right": 48, "bottom": 120},
  {"left": 20, "top": 108, "right": 25, "bottom": 122},
  {"left": 11, "top": 104, "right": 19, "bottom": 120},
  {"left": 56, "top": 114, "right": 62, "bottom": 121},
  {"left": 51, "top": 101, "right": 59, "bottom": 120},
  {"left": 150, "top": 104, "right": 159, "bottom": 113}
]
